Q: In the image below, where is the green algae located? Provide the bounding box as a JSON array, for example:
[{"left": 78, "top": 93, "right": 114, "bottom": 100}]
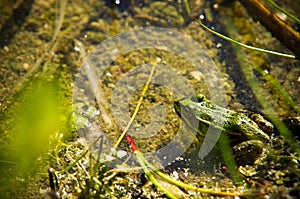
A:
[{"left": 0, "top": 0, "right": 299, "bottom": 198}]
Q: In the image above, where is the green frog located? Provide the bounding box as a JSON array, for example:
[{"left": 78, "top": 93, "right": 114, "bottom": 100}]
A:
[{"left": 174, "top": 94, "right": 274, "bottom": 165}]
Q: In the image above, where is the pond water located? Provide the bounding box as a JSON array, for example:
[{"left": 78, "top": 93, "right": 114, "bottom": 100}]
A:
[{"left": 0, "top": 0, "right": 299, "bottom": 198}]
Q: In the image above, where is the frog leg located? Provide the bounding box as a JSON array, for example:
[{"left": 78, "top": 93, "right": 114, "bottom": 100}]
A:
[{"left": 233, "top": 140, "right": 264, "bottom": 166}]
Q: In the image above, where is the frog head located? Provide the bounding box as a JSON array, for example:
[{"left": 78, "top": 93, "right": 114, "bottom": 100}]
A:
[{"left": 174, "top": 95, "right": 206, "bottom": 132}]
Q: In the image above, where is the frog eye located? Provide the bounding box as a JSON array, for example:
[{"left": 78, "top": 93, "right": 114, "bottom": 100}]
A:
[{"left": 191, "top": 94, "right": 205, "bottom": 102}]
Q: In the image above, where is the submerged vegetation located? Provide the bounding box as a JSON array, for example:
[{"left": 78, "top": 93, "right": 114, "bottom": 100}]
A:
[{"left": 0, "top": 0, "right": 299, "bottom": 198}]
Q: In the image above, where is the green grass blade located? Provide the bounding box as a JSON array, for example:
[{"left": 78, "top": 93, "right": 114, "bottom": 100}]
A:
[
  {"left": 197, "top": 20, "right": 297, "bottom": 59},
  {"left": 266, "top": 0, "right": 300, "bottom": 24}
]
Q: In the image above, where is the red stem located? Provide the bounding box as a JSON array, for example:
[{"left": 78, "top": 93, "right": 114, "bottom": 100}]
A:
[{"left": 125, "top": 133, "right": 138, "bottom": 152}]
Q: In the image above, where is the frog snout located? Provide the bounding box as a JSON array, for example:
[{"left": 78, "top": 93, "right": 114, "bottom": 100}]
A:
[{"left": 174, "top": 101, "right": 181, "bottom": 116}]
